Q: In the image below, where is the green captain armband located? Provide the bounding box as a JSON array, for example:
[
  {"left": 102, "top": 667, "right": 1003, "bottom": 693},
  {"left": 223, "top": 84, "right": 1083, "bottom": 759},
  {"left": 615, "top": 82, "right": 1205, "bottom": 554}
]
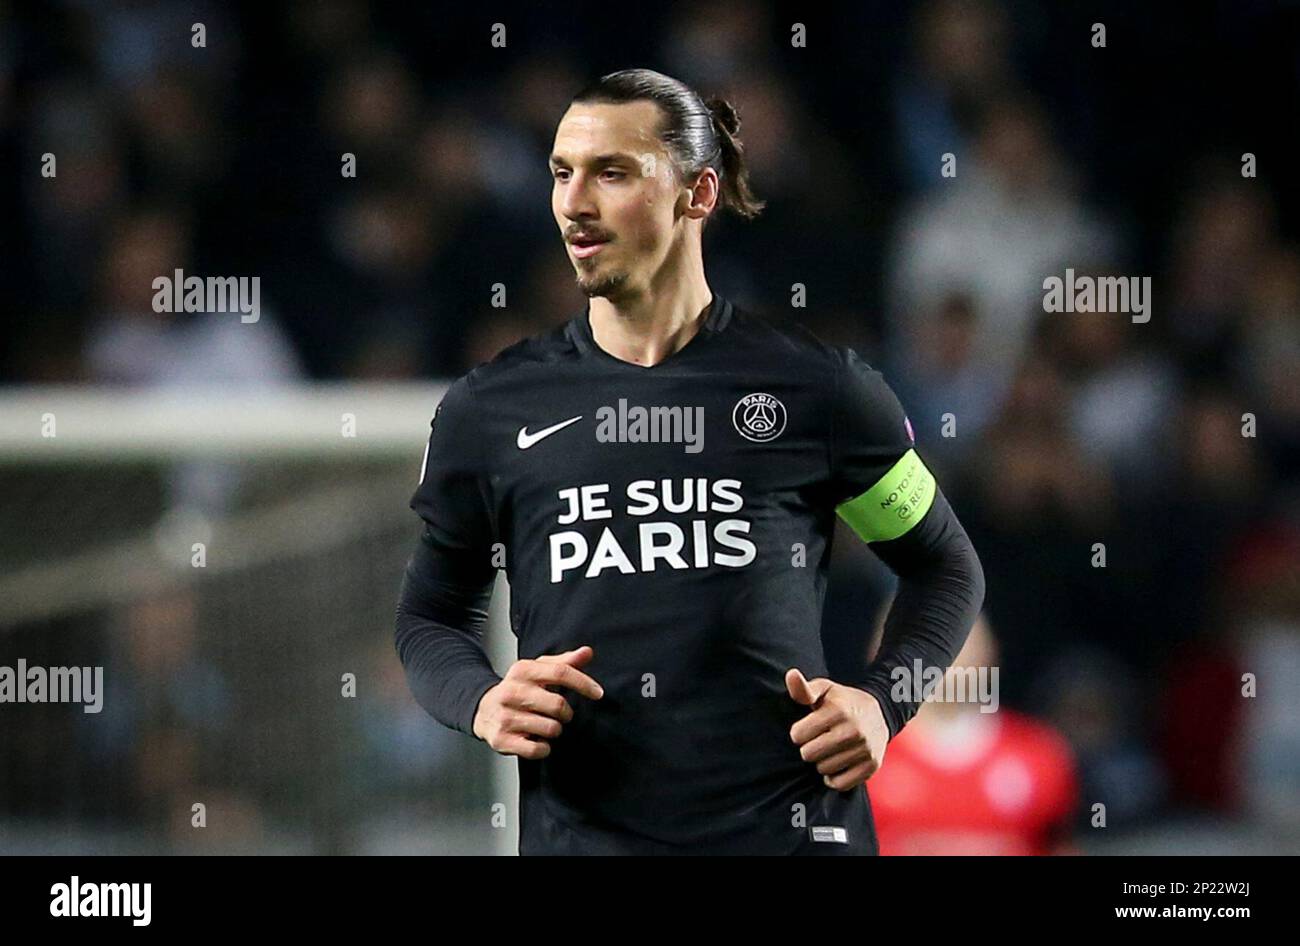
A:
[{"left": 835, "top": 448, "right": 937, "bottom": 543}]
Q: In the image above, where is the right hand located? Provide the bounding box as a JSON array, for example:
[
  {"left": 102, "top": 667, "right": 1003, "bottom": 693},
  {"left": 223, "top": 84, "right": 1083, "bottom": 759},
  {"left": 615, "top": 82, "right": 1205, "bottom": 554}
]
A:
[{"left": 472, "top": 645, "right": 604, "bottom": 759}]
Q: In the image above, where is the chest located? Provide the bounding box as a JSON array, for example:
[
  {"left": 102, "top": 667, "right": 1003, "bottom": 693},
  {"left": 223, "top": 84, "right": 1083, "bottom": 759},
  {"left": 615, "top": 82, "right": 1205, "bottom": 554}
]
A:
[{"left": 485, "top": 371, "right": 831, "bottom": 583}]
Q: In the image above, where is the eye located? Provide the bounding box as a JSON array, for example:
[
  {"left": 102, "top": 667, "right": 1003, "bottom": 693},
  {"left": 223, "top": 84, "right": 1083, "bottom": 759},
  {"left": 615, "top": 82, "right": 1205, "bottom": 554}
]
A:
[
  {"left": 600, "top": 169, "right": 626, "bottom": 181},
  {"left": 552, "top": 168, "right": 571, "bottom": 182}
]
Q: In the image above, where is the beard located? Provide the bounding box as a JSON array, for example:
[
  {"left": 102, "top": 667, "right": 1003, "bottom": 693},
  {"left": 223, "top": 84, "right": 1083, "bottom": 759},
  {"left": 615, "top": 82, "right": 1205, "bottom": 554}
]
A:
[{"left": 574, "top": 265, "right": 630, "bottom": 300}]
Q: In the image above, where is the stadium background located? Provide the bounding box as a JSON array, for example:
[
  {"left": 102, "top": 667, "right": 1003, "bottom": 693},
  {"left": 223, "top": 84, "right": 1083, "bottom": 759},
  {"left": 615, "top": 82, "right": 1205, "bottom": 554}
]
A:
[{"left": 0, "top": 0, "right": 1297, "bottom": 854}]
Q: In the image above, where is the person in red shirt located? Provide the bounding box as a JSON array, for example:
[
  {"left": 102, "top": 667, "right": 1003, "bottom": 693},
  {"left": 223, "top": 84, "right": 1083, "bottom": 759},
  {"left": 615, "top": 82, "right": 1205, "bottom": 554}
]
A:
[{"left": 867, "top": 616, "right": 1079, "bottom": 855}]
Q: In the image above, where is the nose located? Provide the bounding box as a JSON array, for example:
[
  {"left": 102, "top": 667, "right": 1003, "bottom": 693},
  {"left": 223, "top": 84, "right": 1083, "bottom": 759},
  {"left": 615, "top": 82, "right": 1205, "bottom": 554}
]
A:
[{"left": 558, "top": 171, "right": 598, "bottom": 223}]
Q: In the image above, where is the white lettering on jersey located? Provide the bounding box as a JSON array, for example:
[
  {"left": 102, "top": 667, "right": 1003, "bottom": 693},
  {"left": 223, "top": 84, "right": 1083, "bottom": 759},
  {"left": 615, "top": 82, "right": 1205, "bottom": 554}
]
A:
[{"left": 547, "top": 478, "right": 757, "bottom": 582}]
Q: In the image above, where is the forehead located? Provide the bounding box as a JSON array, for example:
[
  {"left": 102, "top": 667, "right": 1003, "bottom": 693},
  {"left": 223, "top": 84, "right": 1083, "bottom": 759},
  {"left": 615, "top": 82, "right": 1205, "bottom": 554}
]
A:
[{"left": 551, "top": 100, "right": 667, "bottom": 161}]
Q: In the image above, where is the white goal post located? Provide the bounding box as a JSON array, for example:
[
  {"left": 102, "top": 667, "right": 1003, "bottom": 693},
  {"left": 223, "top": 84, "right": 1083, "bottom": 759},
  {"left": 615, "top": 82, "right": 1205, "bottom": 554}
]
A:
[{"left": 0, "top": 383, "right": 518, "bottom": 855}]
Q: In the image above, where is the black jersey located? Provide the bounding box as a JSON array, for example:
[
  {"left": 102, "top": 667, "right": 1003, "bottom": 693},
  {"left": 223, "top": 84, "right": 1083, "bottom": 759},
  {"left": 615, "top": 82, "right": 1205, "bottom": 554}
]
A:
[{"left": 400, "top": 293, "right": 983, "bottom": 855}]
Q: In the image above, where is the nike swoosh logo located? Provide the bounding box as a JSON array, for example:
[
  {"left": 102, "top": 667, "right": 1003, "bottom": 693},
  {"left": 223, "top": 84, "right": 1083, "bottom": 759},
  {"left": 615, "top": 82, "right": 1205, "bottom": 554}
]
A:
[{"left": 517, "top": 415, "right": 583, "bottom": 449}]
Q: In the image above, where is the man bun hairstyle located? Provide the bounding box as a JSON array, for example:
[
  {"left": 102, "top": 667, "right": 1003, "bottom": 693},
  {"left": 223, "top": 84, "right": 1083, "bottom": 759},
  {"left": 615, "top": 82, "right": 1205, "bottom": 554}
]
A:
[{"left": 571, "top": 68, "right": 766, "bottom": 222}]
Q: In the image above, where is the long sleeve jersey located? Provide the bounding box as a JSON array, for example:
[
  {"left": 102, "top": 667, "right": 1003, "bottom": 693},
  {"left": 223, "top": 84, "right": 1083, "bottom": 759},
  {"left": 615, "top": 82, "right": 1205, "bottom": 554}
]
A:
[{"left": 395, "top": 294, "right": 984, "bottom": 854}]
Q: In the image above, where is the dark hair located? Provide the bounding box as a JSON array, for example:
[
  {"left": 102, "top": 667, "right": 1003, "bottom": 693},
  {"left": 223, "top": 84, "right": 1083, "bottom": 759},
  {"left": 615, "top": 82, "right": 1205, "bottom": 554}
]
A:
[{"left": 570, "top": 68, "right": 765, "bottom": 221}]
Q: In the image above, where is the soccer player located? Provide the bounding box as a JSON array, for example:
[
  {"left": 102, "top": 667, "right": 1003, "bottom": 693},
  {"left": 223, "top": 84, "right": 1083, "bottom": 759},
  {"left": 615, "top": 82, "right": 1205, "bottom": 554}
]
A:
[
  {"left": 866, "top": 617, "right": 1079, "bottom": 855},
  {"left": 395, "top": 68, "right": 985, "bottom": 855}
]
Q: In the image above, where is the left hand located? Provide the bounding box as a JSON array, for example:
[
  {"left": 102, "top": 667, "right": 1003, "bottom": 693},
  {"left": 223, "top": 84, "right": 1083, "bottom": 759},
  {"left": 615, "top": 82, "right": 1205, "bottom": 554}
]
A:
[{"left": 786, "top": 668, "right": 889, "bottom": 791}]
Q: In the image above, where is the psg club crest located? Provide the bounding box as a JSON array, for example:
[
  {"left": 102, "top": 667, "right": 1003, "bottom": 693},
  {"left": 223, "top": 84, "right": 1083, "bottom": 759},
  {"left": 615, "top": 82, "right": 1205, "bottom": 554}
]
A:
[{"left": 732, "top": 392, "right": 787, "bottom": 443}]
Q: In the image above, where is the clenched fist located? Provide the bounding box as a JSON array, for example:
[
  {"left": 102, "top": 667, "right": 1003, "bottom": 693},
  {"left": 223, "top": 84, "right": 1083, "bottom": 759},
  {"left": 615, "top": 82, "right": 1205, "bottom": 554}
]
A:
[
  {"left": 786, "top": 668, "right": 889, "bottom": 791},
  {"left": 473, "top": 645, "right": 604, "bottom": 759}
]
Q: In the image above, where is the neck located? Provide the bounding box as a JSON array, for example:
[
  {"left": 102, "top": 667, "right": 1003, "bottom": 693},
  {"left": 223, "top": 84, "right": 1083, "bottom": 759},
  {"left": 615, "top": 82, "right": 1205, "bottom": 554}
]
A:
[{"left": 587, "top": 247, "right": 712, "bottom": 367}]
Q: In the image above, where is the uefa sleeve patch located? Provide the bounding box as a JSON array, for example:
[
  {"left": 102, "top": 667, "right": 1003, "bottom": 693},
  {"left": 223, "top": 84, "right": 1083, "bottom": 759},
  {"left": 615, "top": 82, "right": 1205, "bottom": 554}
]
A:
[{"left": 835, "top": 448, "right": 936, "bottom": 543}]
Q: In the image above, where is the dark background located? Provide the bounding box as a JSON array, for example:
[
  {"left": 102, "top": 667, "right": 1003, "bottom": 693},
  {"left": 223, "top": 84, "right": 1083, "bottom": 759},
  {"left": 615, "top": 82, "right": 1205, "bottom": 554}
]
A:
[{"left": 0, "top": 0, "right": 1297, "bottom": 853}]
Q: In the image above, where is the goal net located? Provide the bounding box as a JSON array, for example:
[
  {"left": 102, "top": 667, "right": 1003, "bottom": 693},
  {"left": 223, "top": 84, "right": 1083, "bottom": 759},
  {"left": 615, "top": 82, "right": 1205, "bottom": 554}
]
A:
[{"left": 0, "top": 384, "right": 517, "bottom": 854}]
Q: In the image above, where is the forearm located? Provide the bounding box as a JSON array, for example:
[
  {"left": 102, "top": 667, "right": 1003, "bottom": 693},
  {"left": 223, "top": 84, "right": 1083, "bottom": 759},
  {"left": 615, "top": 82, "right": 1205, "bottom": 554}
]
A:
[
  {"left": 852, "top": 489, "right": 985, "bottom": 738},
  {"left": 393, "top": 528, "right": 502, "bottom": 736}
]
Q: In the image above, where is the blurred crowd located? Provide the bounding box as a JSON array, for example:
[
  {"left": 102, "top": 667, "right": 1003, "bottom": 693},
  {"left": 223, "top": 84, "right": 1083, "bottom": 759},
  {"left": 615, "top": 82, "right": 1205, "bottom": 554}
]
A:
[{"left": 3, "top": 0, "right": 1298, "bottom": 849}]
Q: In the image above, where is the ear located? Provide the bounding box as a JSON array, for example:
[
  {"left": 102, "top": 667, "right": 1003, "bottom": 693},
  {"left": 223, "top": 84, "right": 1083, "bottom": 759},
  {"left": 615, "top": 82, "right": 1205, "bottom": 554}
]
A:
[{"left": 682, "top": 166, "right": 720, "bottom": 221}]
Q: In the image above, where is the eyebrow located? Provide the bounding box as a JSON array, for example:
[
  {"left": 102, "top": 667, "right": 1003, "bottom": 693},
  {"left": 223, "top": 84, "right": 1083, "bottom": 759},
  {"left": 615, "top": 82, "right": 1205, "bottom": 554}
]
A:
[{"left": 548, "top": 153, "right": 638, "bottom": 168}]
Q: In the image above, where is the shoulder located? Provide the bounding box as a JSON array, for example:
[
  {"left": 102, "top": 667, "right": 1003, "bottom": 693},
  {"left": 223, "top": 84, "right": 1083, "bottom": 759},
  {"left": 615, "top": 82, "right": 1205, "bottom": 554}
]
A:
[
  {"left": 728, "top": 306, "right": 889, "bottom": 387},
  {"left": 725, "top": 305, "right": 863, "bottom": 372},
  {"left": 726, "top": 304, "right": 910, "bottom": 439}
]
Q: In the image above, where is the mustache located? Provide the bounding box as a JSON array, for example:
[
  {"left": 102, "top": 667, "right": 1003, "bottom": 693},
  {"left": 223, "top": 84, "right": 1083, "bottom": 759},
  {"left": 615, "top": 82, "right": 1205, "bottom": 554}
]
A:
[{"left": 566, "top": 226, "right": 614, "bottom": 243}]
